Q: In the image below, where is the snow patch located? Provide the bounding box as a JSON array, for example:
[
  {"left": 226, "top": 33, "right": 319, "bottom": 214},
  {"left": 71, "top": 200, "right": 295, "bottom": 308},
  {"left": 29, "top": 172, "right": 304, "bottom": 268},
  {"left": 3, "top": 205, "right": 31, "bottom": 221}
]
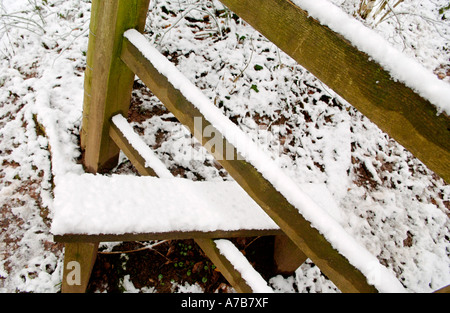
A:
[{"left": 215, "top": 239, "right": 273, "bottom": 293}]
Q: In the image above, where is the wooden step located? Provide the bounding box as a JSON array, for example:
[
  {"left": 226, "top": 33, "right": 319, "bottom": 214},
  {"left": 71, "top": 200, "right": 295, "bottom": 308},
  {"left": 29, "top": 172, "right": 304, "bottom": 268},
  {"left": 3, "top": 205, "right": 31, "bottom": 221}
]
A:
[{"left": 51, "top": 173, "right": 281, "bottom": 242}]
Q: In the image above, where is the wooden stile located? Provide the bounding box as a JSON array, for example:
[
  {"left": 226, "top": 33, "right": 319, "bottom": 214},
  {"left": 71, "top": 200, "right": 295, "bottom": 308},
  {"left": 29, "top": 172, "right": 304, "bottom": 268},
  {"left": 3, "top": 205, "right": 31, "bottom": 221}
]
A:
[{"left": 56, "top": 0, "right": 450, "bottom": 293}]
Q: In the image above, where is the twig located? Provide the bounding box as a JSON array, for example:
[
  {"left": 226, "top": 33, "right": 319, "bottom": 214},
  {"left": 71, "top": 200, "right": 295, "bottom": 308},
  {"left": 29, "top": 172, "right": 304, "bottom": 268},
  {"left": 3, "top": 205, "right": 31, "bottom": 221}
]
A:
[
  {"left": 376, "top": 0, "right": 404, "bottom": 24},
  {"left": 243, "top": 236, "right": 261, "bottom": 251},
  {"left": 232, "top": 35, "right": 255, "bottom": 83},
  {"left": 98, "top": 240, "right": 168, "bottom": 255},
  {"left": 157, "top": 5, "right": 222, "bottom": 47}
]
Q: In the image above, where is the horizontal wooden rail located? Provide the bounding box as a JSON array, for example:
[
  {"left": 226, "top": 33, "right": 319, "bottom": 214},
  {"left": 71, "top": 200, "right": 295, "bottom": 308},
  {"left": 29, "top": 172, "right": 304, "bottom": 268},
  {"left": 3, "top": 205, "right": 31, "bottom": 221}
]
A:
[
  {"left": 54, "top": 229, "right": 281, "bottom": 243},
  {"left": 219, "top": 0, "right": 450, "bottom": 183},
  {"left": 120, "top": 33, "right": 384, "bottom": 293}
]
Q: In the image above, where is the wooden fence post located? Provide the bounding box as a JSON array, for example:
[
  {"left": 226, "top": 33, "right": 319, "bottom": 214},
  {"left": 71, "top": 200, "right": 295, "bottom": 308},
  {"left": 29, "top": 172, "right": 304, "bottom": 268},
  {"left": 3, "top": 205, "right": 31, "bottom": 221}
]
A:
[
  {"left": 59, "top": 0, "right": 150, "bottom": 293},
  {"left": 80, "top": 0, "right": 150, "bottom": 173}
]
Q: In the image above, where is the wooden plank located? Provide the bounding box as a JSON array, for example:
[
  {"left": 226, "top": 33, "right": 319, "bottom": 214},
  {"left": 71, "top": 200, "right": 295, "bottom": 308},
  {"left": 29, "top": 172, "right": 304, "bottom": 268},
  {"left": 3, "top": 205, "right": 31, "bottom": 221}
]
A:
[
  {"left": 219, "top": 0, "right": 450, "bottom": 183},
  {"left": 109, "top": 118, "right": 158, "bottom": 176},
  {"left": 120, "top": 36, "right": 378, "bottom": 293},
  {"left": 54, "top": 229, "right": 282, "bottom": 244},
  {"left": 81, "top": 0, "right": 150, "bottom": 173},
  {"left": 61, "top": 243, "right": 98, "bottom": 293},
  {"left": 195, "top": 238, "right": 254, "bottom": 293}
]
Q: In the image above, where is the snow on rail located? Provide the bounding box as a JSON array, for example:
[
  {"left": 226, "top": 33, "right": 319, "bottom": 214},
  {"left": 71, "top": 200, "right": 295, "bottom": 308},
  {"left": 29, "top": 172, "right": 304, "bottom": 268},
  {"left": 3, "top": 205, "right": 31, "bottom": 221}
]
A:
[
  {"left": 292, "top": 0, "right": 450, "bottom": 115},
  {"left": 214, "top": 239, "right": 274, "bottom": 293},
  {"left": 123, "top": 29, "right": 406, "bottom": 292}
]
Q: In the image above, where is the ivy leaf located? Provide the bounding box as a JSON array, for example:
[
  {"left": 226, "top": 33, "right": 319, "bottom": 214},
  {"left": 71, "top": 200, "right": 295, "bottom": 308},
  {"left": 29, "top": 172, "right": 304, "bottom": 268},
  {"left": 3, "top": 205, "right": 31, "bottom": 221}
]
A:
[{"left": 254, "top": 64, "right": 264, "bottom": 71}]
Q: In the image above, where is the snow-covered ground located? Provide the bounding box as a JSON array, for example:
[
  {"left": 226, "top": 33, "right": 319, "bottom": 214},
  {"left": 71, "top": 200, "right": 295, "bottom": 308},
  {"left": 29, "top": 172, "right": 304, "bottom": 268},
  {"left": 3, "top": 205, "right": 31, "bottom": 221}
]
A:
[{"left": 0, "top": 0, "right": 448, "bottom": 293}]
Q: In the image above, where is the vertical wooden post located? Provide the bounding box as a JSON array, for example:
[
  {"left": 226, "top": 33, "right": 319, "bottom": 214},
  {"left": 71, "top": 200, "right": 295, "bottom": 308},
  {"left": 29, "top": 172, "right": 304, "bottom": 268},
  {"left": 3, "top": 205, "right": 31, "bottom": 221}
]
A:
[
  {"left": 60, "top": 0, "right": 150, "bottom": 293},
  {"left": 61, "top": 243, "right": 98, "bottom": 293},
  {"left": 81, "top": 0, "right": 150, "bottom": 173},
  {"left": 273, "top": 235, "right": 307, "bottom": 275}
]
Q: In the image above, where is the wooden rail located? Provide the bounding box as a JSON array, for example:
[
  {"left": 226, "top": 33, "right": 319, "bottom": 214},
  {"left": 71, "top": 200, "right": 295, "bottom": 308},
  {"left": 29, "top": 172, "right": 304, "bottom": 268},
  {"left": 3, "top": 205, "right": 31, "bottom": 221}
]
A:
[
  {"left": 196, "top": 239, "right": 255, "bottom": 293},
  {"left": 80, "top": 0, "right": 150, "bottom": 173},
  {"left": 219, "top": 0, "right": 450, "bottom": 183},
  {"left": 56, "top": 0, "right": 450, "bottom": 293}
]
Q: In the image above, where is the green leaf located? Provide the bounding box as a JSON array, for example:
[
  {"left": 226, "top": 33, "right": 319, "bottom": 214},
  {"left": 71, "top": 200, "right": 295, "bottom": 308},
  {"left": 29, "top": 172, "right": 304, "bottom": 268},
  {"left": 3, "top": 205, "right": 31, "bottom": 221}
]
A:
[
  {"left": 250, "top": 84, "right": 259, "bottom": 93},
  {"left": 254, "top": 64, "right": 264, "bottom": 71}
]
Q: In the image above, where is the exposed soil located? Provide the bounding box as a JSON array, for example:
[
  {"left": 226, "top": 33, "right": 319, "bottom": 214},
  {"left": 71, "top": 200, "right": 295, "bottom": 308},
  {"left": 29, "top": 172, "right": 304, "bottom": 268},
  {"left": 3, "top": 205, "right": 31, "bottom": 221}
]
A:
[{"left": 87, "top": 236, "right": 276, "bottom": 293}]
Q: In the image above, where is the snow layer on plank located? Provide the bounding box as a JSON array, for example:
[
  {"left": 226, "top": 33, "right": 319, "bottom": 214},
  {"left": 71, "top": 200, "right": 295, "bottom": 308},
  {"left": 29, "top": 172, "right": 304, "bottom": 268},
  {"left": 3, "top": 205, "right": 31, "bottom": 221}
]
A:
[
  {"left": 291, "top": 0, "right": 450, "bottom": 115},
  {"left": 51, "top": 173, "right": 278, "bottom": 235},
  {"left": 123, "top": 29, "right": 406, "bottom": 292},
  {"left": 112, "top": 114, "right": 173, "bottom": 179},
  {"left": 214, "top": 239, "right": 273, "bottom": 293},
  {"left": 51, "top": 173, "right": 340, "bottom": 237}
]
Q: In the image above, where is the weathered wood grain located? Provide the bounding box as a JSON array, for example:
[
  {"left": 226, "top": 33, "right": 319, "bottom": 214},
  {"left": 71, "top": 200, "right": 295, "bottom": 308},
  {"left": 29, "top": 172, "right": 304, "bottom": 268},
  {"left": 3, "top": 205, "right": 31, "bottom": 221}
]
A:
[
  {"left": 61, "top": 243, "right": 98, "bottom": 293},
  {"left": 54, "top": 229, "right": 282, "bottom": 244},
  {"left": 219, "top": 0, "right": 450, "bottom": 183}
]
